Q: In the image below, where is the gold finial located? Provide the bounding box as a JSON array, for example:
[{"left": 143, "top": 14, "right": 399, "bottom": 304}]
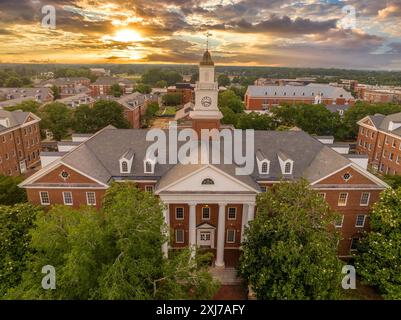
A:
[{"left": 205, "top": 32, "right": 212, "bottom": 51}]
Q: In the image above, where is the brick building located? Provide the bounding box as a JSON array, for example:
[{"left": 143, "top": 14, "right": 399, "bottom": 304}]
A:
[
  {"left": 20, "top": 50, "right": 388, "bottom": 266},
  {"left": 245, "top": 84, "right": 355, "bottom": 111},
  {"left": 0, "top": 110, "right": 41, "bottom": 176},
  {"left": 167, "top": 83, "right": 195, "bottom": 105},
  {"left": 40, "top": 77, "right": 90, "bottom": 97},
  {"left": 90, "top": 77, "right": 134, "bottom": 98},
  {"left": 356, "top": 112, "right": 401, "bottom": 175},
  {"left": 117, "top": 93, "right": 155, "bottom": 129}
]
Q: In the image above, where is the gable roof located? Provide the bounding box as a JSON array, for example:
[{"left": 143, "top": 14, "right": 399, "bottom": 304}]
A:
[
  {"left": 0, "top": 110, "right": 40, "bottom": 133},
  {"left": 359, "top": 112, "right": 401, "bottom": 137},
  {"left": 20, "top": 127, "right": 386, "bottom": 190}
]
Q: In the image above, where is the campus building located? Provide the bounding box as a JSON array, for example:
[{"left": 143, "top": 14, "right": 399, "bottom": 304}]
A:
[
  {"left": 0, "top": 110, "right": 41, "bottom": 176},
  {"left": 244, "top": 84, "right": 355, "bottom": 111},
  {"left": 356, "top": 112, "right": 401, "bottom": 176},
  {"left": 20, "top": 51, "right": 387, "bottom": 266}
]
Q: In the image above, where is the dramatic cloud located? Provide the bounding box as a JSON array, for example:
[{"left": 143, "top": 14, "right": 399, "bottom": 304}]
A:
[{"left": 0, "top": 0, "right": 399, "bottom": 69}]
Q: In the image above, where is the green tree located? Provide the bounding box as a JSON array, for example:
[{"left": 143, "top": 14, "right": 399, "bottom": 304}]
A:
[
  {"left": 72, "top": 104, "right": 97, "bottom": 133},
  {"left": 356, "top": 187, "right": 401, "bottom": 299},
  {"left": 156, "top": 80, "right": 167, "bottom": 88},
  {"left": 109, "top": 84, "right": 123, "bottom": 98},
  {"left": 239, "top": 180, "right": 343, "bottom": 300},
  {"left": 5, "top": 77, "right": 23, "bottom": 87},
  {"left": 218, "top": 74, "right": 230, "bottom": 87},
  {"left": 162, "top": 93, "right": 182, "bottom": 106},
  {"left": 92, "top": 100, "right": 131, "bottom": 131},
  {"left": 40, "top": 102, "right": 72, "bottom": 141},
  {"left": 218, "top": 90, "right": 244, "bottom": 114},
  {"left": 5, "top": 100, "right": 40, "bottom": 114},
  {"left": 50, "top": 85, "right": 61, "bottom": 100},
  {"left": 0, "top": 204, "right": 42, "bottom": 297},
  {"left": 135, "top": 83, "right": 152, "bottom": 94},
  {"left": 7, "top": 183, "right": 219, "bottom": 299},
  {"left": 0, "top": 175, "right": 27, "bottom": 205},
  {"left": 383, "top": 175, "right": 401, "bottom": 189},
  {"left": 142, "top": 102, "right": 160, "bottom": 127},
  {"left": 236, "top": 112, "right": 276, "bottom": 130}
]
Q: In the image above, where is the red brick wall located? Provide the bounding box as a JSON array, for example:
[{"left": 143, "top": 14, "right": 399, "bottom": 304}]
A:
[
  {"left": 357, "top": 125, "right": 401, "bottom": 175},
  {"left": 0, "top": 121, "right": 41, "bottom": 176}
]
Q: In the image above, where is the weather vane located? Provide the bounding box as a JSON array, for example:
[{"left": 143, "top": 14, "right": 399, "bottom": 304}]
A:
[{"left": 205, "top": 32, "right": 212, "bottom": 50}]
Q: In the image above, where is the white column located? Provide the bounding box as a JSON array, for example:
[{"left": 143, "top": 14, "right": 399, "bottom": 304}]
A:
[
  {"left": 189, "top": 202, "right": 197, "bottom": 258},
  {"left": 247, "top": 203, "right": 255, "bottom": 222},
  {"left": 241, "top": 204, "right": 249, "bottom": 243},
  {"left": 162, "top": 205, "right": 170, "bottom": 258},
  {"left": 216, "top": 202, "right": 226, "bottom": 268}
]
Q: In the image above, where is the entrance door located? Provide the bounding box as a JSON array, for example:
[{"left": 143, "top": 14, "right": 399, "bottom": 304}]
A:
[{"left": 199, "top": 231, "right": 212, "bottom": 247}]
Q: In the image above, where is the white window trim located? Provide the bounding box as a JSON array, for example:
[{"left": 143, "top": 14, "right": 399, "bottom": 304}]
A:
[
  {"left": 175, "top": 229, "right": 184, "bottom": 244},
  {"left": 175, "top": 207, "right": 184, "bottom": 220},
  {"left": 355, "top": 215, "right": 367, "bottom": 228},
  {"left": 40, "top": 191, "right": 50, "bottom": 206},
  {"left": 63, "top": 192, "right": 74, "bottom": 206},
  {"left": 335, "top": 215, "right": 344, "bottom": 228},
  {"left": 318, "top": 192, "right": 326, "bottom": 199},
  {"left": 338, "top": 193, "right": 348, "bottom": 207},
  {"left": 227, "top": 207, "right": 237, "bottom": 220},
  {"left": 144, "top": 159, "right": 155, "bottom": 174},
  {"left": 350, "top": 238, "right": 359, "bottom": 251},
  {"left": 257, "top": 159, "right": 270, "bottom": 175},
  {"left": 145, "top": 185, "right": 154, "bottom": 192},
  {"left": 86, "top": 192, "right": 96, "bottom": 206},
  {"left": 283, "top": 160, "right": 294, "bottom": 175},
  {"left": 202, "top": 207, "right": 210, "bottom": 220},
  {"left": 360, "top": 192, "right": 371, "bottom": 206},
  {"left": 226, "top": 230, "right": 236, "bottom": 243}
]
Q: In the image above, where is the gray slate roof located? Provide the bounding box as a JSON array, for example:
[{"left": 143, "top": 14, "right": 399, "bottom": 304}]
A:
[
  {"left": 0, "top": 110, "right": 31, "bottom": 133},
  {"left": 246, "top": 84, "right": 353, "bottom": 100},
  {"left": 367, "top": 112, "right": 401, "bottom": 137},
  {"left": 57, "top": 127, "right": 355, "bottom": 189}
]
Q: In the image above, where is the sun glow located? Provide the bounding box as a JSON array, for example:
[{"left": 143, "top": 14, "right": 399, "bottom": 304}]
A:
[{"left": 103, "top": 29, "right": 144, "bottom": 43}]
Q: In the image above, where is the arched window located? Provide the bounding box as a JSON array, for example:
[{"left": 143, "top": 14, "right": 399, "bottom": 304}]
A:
[
  {"left": 202, "top": 178, "right": 215, "bottom": 185},
  {"left": 145, "top": 161, "right": 153, "bottom": 173},
  {"left": 261, "top": 162, "right": 269, "bottom": 174},
  {"left": 121, "top": 161, "right": 128, "bottom": 173},
  {"left": 284, "top": 162, "right": 292, "bottom": 174}
]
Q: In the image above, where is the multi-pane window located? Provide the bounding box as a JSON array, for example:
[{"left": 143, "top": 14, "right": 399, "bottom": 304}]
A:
[
  {"left": 335, "top": 215, "right": 344, "bottom": 228},
  {"left": 63, "top": 192, "right": 73, "bottom": 206},
  {"left": 86, "top": 192, "right": 96, "bottom": 206},
  {"left": 355, "top": 215, "right": 366, "bottom": 227},
  {"left": 318, "top": 193, "right": 326, "bottom": 199},
  {"left": 284, "top": 162, "right": 292, "bottom": 174},
  {"left": 176, "top": 207, "right": 184, "bottom": 220},
  {"left": 228, "top": 207, "right": 237, "bottom": 220},
  {"left": 145, "top": 161, "right": 153, "bottom": 173},
  {"left": 338, "top": 193, "right": 348, "bottom": 206},
  {"left": 145, "top": 185, "right": 154, "bottom": 193},
  {"left": 360, "top": 192, "right": 370, "bottom": 206},
  {"left": 202, "top": 207, "right": 210, "bottom": 220},
  {"left": 226, "top": 230, "right": 236, "bottom": 243},
  {"left": 350, "top": 238, "right": 359, "bottom": 251},
  {"left": 175, "top": 229, "right": 184, "bottom": 243},
  {"left": 40, "top": 191, "right": 50, "bottom": 205},
  {"left": 261, "top": 162, "right": 269, "bottom": 174},
  {"left": 121, "top": 161, "right": 128, "bottom": 173}
]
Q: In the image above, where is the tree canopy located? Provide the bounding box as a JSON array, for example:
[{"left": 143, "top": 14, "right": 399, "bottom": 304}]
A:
[
  {"left": 356, "top": 187, "right": 401, "bottom": 300},
  {"left": 238, "top": 180, "right": 343, "bottom": 300},
  {"left": 0, "top": 175, "right": 27, "bottom": 205},
  {"left": 40, "top": 102, "right": 73, "bottom": 141},
  {"left": 0, "top": 204, "right": 42, "bottom": 297},
  {"left": 6, "top": 183, "right": 219, "bottom": 300}
]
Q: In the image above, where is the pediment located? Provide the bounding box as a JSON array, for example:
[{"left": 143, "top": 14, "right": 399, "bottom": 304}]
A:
[{"left": 157, "top": 165, "right": 258, "bottom": 193}]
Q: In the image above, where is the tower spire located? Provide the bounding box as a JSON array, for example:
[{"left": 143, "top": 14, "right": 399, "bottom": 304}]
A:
[{"left": 205, "top": 31, "right": 212, "bottom": 51}]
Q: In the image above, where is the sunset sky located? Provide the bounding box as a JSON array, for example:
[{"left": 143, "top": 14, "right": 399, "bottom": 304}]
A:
[{"left": 0, "top": 0, "right": 400, "bottom": 69}]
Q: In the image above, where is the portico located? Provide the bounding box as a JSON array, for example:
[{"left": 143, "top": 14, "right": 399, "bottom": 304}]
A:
[{"left": 160, "top": 193, "right": 257, "bottom": 268}]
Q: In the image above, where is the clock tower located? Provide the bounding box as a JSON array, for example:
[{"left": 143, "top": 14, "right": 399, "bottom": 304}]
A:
[{"left": 190, "top": 49, "right": 223, "bottom": 137}]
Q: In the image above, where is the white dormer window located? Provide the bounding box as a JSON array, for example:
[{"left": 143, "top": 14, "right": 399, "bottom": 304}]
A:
[
  {"left": 258, "top": 160, "right": 270, "bottom": 175},
  {"left": 121, "top": 161, "right": 129, "bottom": 173},
  {"left": 284, "top": 162, "right": 292, "bottom": 174},
  {"left": 144, "top": 160, "right": 155, "bottom": 174},
  {"left": 119, "top": 149, "right": 134, "bottom": 174},
  {"left": 277, "top": 152, "right": 294, "bottom": 175}
]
